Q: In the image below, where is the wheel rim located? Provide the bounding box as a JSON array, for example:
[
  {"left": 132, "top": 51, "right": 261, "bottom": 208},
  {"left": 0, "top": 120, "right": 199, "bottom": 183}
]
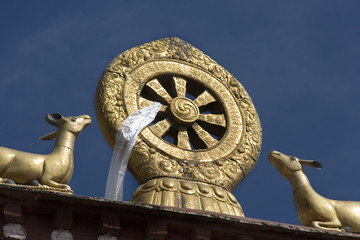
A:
[
  {"left": 95, "top": 37, "right": 262, "bottom": 190},
  {"left": 140, "top": 74, "right": 226, "bottom": 150},
  {"left": 124, "top": 59, "right": 243, "bottom": 162}
]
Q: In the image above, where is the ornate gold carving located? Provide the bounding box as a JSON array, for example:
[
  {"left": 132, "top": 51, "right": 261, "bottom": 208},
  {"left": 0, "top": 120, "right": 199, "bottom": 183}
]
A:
[
  {"left": 148, "top": 118, "right": 173, "bottom": 138},
  {"left": 132, "top": 178, "right": 244, "bottom": 216},
  {"left": 197, "top": 113, "right": 226, "bottom": 127},
  {"left": 146, "top": 79, "right": 173, "bottom": 104},
  {"left": 170, "top": 97, "right": 199, "bottom": 125},
  {"left": 95, "top": 37, "right": 262, "bottom": 216},
  {"left": 193, "top": 90, "right": 216, "bottom": 107}
]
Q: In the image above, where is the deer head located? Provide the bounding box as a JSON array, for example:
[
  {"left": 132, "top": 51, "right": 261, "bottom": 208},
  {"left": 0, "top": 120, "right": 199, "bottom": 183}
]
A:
[{"left": 268, "top": 151, "right": 322, "bottom": 179}]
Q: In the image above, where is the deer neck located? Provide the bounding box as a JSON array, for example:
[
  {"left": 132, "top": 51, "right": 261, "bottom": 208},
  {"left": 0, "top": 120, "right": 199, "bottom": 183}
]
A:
[
  {"left": 288, "top": 170, "right": 312, "bottom": 194},
  {"left": 53, "top": 130, "right": 77, "bottom": 152}
]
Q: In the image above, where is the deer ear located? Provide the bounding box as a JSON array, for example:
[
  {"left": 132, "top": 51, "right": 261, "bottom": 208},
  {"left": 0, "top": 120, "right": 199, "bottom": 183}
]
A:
[
  {"left": 40, "top": 131, "right": 57, "bottom": 141},
  {"left": 45, "top": 113, "right": 65, "bottom": 126},
  {"left": 299, "top": 160, "right": 322, "bottom": 169}
]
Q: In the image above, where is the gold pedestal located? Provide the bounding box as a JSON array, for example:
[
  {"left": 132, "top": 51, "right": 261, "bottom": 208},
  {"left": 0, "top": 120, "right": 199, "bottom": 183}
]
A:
[{"left": 132, "top": 177, "right": 243, "bottom": 216}]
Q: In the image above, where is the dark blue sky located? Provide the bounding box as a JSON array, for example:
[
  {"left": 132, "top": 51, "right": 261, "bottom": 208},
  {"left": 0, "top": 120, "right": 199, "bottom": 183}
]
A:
[{"left": 1, "top": 1, "right": 360, "bottom": 226}]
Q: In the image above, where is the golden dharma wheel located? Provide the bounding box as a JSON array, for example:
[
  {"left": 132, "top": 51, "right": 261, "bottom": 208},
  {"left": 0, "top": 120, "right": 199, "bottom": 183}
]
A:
[{"left": 95, "top": 37, "right": 262, "bottom": 216}]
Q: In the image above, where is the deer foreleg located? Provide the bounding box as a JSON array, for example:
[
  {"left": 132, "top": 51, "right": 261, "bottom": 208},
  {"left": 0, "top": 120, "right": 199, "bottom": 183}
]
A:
[
  {"left": 39, "top": 176, "right": 71, "bottom": 190},
  {"left": 311, "top": 220, "right": 342, "bottom": 232}
]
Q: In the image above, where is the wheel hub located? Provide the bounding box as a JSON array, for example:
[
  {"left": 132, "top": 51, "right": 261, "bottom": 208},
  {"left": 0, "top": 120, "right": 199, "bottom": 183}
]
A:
[{"left": 170, "top": 97, "right": 199, "bottom": 125}]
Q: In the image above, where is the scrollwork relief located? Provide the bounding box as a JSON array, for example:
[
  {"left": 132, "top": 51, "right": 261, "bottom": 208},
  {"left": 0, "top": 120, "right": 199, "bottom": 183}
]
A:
[{"left": 95, "top": 37, "right": 262, "bottom": 216}]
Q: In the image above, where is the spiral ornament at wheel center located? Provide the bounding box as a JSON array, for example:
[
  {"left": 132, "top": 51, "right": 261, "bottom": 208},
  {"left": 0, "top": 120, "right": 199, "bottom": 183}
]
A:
[{"left": 170, "top": 97, "right": 199, "bottom": 125}]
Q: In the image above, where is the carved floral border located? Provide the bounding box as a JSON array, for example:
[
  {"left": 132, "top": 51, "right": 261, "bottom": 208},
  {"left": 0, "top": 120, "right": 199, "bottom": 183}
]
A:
[{"left": 95, "top": 37, "right": 262, "bottom": 191}]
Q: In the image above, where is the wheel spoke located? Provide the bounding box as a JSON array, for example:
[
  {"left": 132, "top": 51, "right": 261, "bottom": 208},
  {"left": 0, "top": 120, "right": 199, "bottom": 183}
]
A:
[
  {"left": 193, "top": 90, "right": 216, "bottom": 107},
  {"left": 139, "top": 97, "right": 168, "bottom": 112},
  {"left": 149, "top": 118, "right": 173, "bottom": 137},
  {"left": 177, "top": 127, "right": 192, "bottom": 150},
  {"left": 197, "top": 113, "right": 226, "bottom": 127},
  {"left": 173, "top": 77, "right": 187, "bottom": 98},
  {"left": 146, "top": 79, "right": 173, "bottom": 104},
  {"left": 191, "top": 122, "right": 218, "bottom": 148}
]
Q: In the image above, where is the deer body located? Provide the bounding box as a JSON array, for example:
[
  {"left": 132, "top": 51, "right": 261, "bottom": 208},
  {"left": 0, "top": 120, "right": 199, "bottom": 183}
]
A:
[
  {"left": 269, "top": 151, "right": 360, "bottom": 232},
  {"left": 0, "top": 113, "right": 91, "bottom": 190}
]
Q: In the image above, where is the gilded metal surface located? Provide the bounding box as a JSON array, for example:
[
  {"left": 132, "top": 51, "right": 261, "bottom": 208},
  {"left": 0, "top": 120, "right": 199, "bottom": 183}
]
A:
[
  {"left": 0, "top": 113, "right": 91, "bottom": 193},
  {"left": 269, "top": 151, "right": 360, "bottom": 232},
  {"left": 95, "top": 37, "right": 262, "bottom": 216},
  {"left": 132, "top": 177, "right": 243, "bottom": 216},
  {"left": 169, "top": 97, "right": 199, "bottom": 125}
]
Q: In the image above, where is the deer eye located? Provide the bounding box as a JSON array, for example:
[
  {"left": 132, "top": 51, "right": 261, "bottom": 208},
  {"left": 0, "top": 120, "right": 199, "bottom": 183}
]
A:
[
  {"left": 71, "top": 118, "right": 77, "bottom": 122},
  {"left": 290, "top": 156, "right": 296, "bottom": 161}
]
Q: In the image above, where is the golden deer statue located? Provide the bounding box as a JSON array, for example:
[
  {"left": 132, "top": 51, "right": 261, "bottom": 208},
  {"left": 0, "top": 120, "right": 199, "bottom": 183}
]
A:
[
  {"left": 269, "top": 150, "right": 360, "bottom": 233},
  {"left": 0, "top": 113, "right": 91, "bottom": 190}
]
